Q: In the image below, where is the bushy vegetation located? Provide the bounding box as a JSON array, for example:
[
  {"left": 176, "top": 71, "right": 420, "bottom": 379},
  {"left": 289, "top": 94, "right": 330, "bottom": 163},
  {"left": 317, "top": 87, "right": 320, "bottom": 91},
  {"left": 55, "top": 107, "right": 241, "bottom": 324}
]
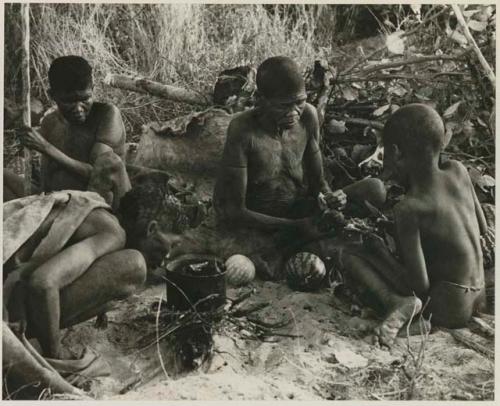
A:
[
  {"left": 4, "top": 4, "right": 495, "bottom": 175},
  {"left": 5, "top": 4, "right": 367, "bottom": 131}
]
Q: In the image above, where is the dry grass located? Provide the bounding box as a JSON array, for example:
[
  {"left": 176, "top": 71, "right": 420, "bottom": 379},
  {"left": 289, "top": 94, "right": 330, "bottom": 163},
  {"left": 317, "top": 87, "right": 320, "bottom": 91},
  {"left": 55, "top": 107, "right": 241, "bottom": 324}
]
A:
[{"left": 5, "top": 4, "right": 354, "bottom": 136}]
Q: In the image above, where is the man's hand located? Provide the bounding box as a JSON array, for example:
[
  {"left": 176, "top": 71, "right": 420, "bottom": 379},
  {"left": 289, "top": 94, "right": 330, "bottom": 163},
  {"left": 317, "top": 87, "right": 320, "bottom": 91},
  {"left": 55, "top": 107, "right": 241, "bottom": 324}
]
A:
[
  {"left": 8, "top": 318, "right": 27, "bottom": 337},
  {"left": 321, "top": 189, "right": 347, "bottom": 210},
  {"left": 19, "top": 126, "right": 51, "bottom": 154}
]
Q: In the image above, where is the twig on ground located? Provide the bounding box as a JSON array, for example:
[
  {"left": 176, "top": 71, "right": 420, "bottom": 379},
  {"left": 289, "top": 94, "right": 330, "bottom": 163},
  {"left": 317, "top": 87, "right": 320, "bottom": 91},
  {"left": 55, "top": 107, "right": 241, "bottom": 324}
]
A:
[
  {"left": 404, "top": 297, "right": 431, "bottom": 400},
  {"left": 155, "top": 294, "right": 169, "bottom": 381},
  {"left": 448, "top": 329, "right": 494, "bottom": 359}
]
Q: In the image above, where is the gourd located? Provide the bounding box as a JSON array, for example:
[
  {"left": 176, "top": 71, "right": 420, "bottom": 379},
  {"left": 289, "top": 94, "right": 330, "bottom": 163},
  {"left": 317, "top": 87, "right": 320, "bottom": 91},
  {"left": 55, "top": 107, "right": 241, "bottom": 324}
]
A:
[
  {"left": 225, "top": 254, "right": 256, "bottom": 286},
  {"left": 285, "top": 252, "right": 326, "bottom": 291}
]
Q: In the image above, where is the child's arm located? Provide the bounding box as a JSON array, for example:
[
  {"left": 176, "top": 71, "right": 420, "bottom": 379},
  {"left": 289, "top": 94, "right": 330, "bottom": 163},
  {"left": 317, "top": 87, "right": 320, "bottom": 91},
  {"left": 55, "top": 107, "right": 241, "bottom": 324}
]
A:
[
  {"left": 392, "top": 201, "right": 429, "bottom": 297},
  {"left": 471, "top": 181, "right": 488, "bottom": 235}
]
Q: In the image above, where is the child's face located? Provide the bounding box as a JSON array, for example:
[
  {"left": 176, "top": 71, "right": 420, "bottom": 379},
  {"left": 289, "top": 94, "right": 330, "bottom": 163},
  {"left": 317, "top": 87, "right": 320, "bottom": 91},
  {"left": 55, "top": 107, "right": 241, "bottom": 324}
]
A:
[{"left": 52, "top": 87, "right": 94, "bottom": 124}]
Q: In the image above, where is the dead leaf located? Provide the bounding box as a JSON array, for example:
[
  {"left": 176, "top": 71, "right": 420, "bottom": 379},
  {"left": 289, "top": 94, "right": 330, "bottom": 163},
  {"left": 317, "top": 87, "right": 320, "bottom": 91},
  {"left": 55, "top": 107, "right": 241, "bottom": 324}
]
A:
[
  {"left": 326, "top": 119, "right": 347, "bottom": 135},
  {"left": 415, "top": 93, "right": 431, "bottom": 101},
  {"left": 446, "top": 27, "right": 468, "bottom": 46},
  {"left": 467, "top": 19, "right": 487, "bottom": 32},
  {"left": 478, "top": 175, "right": 495, "bottom": 191},
  {"left": 385, "top": 30, "right": 406, "bottom": 55},
  {"left": 415, "top": 86, "right": 434, "bottom": 100},
  {"left": 443, "top": 101, "right": 462, "bottom": 118},
  {"left": 462, "top": 120, "right": 476, "bottom": 139},
  {"left": 390, "top": 104, "right": 400, "bottom": 113},
  {"left": 372, "top": 104, "right": 391, "bottom": 117},
  {"left": 477, "top": 117, "right": 488, "bottom": 128},
  {"left": 341, "top": 87, "right": 358, "bottom": 101},
  {"left": 388, "top": 85, "right": 407, "bottom": 97},
  {"left": 468, "top": 167, "right": 495, "bottom": 192},
  {"left": 462, "top": 8, "right": 481, "bottom": 18},
  {"left": 445, "top": 121, "right": 460, "bottom": 144}
]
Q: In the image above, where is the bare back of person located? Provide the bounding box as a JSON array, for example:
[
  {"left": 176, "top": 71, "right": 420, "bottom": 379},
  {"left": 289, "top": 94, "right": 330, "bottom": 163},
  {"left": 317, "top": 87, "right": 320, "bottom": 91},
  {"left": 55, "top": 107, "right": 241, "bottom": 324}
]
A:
[{"left": 404, "top": 160, "right": 485, "bottom": 325}]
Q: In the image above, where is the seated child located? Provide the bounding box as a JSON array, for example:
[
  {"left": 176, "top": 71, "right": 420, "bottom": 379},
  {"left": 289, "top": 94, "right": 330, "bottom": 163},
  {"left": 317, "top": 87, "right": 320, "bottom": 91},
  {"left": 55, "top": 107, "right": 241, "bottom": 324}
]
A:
[
  {"left": 342, "top": 103, "right": 487, "bottom": 346},
  {"left": 12, "top": 55, "right": 130, "bottom": 209}
]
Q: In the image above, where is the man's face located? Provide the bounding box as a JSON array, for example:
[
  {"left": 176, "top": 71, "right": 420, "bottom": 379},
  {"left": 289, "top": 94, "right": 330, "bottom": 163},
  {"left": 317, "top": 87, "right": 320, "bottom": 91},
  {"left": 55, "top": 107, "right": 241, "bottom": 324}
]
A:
[
  {"left": 263, "top": 94, "right": 307, "bottom": 129},
  {"left": 52, "top": 87, "right": 94, "bottom": 124}
]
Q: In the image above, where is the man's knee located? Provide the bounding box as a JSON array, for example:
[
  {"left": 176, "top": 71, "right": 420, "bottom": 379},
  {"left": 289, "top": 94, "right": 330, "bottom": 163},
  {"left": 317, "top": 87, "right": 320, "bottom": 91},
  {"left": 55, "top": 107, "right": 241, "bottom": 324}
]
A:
[
  {"left": 28, "top": 271, "right": 55, "bottom": 292},
  {"left": 117, "top": 249, "right": 147, "bottom": 292}
]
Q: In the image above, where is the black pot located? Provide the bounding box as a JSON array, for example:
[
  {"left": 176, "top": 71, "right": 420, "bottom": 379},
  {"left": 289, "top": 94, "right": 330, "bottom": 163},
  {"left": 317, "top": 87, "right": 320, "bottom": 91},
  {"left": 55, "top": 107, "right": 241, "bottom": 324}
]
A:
[{"left": 165, "top": 254, "right": 226, "bottom": 312}]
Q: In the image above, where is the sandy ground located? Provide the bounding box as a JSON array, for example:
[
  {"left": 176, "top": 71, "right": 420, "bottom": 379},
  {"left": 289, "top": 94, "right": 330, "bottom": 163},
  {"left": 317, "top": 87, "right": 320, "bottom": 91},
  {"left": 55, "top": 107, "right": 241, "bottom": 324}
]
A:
[{"left": 59, "top": 278, "right": 494, "bottom": 401}]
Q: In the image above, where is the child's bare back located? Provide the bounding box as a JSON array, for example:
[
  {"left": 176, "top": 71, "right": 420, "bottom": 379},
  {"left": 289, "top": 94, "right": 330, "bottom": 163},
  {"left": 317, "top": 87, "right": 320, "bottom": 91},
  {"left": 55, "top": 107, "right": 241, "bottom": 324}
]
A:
[{"left": 399, "top": 159, "right": 485, "bottom": 327}]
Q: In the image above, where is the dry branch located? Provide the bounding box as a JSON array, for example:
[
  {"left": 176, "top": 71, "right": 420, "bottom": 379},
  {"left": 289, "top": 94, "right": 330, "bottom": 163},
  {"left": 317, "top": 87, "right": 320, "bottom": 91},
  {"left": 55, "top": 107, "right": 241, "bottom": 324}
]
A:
[
  {"left": 358, "top": 49, "right": 473, "bottom": 76},
  {"left": 339, "top": 6, "right": 449, "bottom": 77},
  {"left": 337, "top": 72, "right": 469, "bottom": 84},
  {"left": 451, "top": 5, "right": 495, "bottom": 88},
  {"left": 344, "top": 117, "right": 384, "bottom": 130},
  {"left": 104, "top": 74, "right": 213, "bottom": 106}
]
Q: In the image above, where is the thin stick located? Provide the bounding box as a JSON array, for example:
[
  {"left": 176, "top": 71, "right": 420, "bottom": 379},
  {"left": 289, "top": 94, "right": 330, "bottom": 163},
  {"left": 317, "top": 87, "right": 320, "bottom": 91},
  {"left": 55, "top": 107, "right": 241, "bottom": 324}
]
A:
[
  {"left": 155, "top": 294, "right": 169, "bottom": 381},
  {"left": 21, "top": 3, "right": 32, "bottom": 196},
  {"left": 451, "top": 5, "right": 495, "bottom": 87}
]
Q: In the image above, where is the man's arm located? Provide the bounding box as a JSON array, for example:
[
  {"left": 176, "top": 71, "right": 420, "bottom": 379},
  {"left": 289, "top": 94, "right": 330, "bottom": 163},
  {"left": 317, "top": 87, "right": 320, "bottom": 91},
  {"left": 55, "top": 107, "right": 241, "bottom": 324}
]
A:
[
  {"left": 22, "top": 126, "right": 94, "bottom": 179},
  {"left": 303, "top": 104, "right": 330, "bottom": 196},
  {"left": 90, "top": 104, "right": 126, "bottom": 163},
  {"left": 302, "top": 104, "right": 346, "bottom": 209},
  {"left": 22, "top": 105, "right": 125, "bottom": 182}
]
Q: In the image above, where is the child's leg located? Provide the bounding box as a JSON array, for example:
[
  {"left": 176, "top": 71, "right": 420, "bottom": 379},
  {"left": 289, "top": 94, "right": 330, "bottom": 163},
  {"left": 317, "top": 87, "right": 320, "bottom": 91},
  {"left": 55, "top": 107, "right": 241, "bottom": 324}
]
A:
[
  {"left": 27, "top": 209, "right": 126, "bottom": 358},
  {"left": 343, "top": 253, "right": 422, "bottom": 346}
]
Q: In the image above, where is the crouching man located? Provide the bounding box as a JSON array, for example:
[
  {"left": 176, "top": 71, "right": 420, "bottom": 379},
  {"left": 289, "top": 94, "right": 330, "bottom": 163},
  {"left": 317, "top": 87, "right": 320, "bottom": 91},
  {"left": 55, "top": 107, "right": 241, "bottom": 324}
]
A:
[{"left": 3, "top": 178, "right": 184, "bottom": 362}]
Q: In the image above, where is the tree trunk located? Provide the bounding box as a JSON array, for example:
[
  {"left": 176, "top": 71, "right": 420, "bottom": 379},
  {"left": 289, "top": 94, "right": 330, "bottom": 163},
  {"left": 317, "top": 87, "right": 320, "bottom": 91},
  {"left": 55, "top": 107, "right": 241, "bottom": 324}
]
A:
[{"left": 133, "top": 108, "right": 233, "bottom": 198}]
